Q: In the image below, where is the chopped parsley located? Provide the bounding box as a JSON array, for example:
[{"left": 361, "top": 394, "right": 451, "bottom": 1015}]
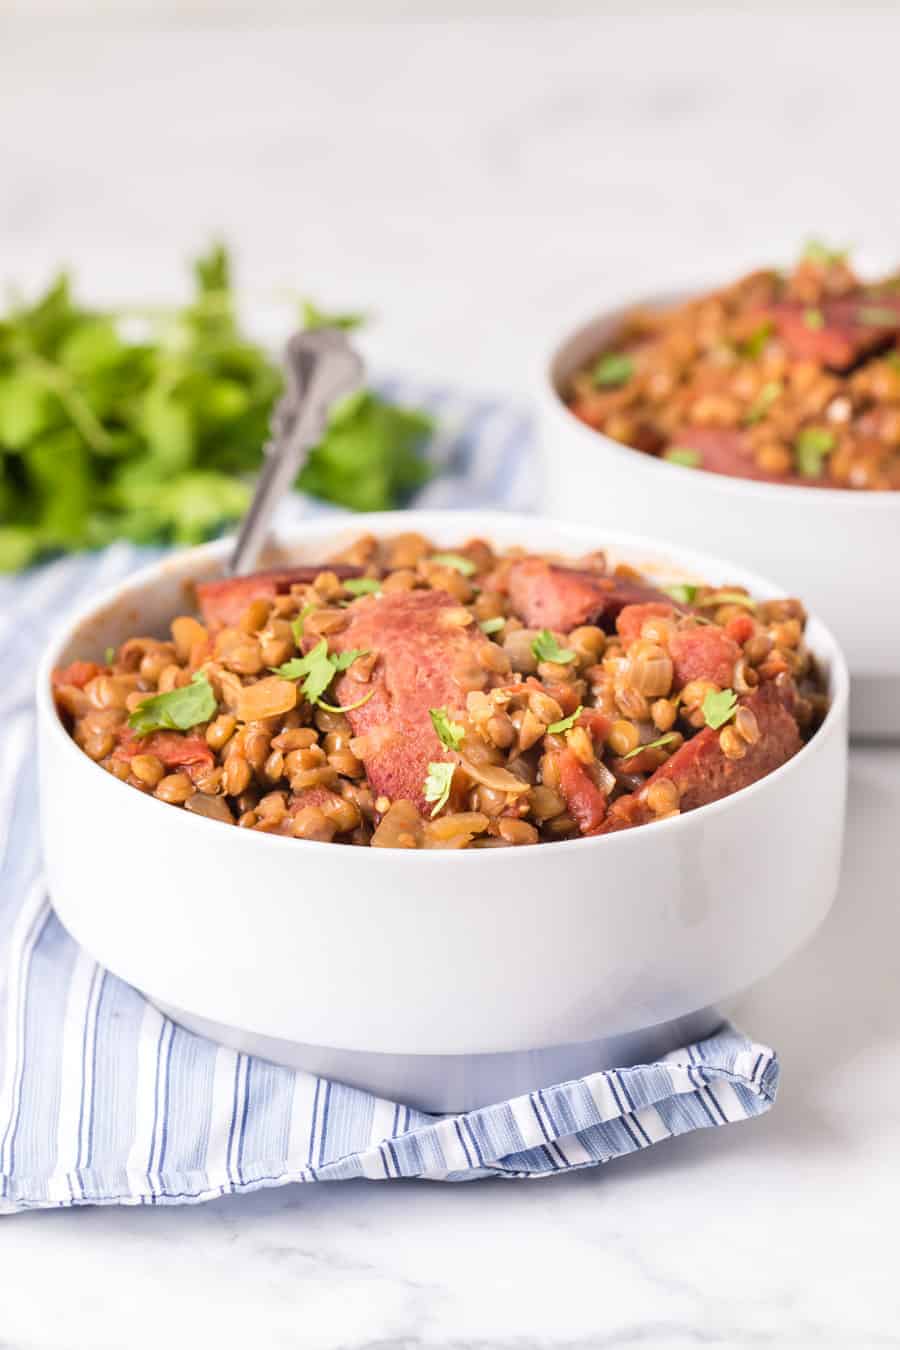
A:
[
  {"left": 702, "top": 687, "right": 738, "bottom": 731},
  {"left": 622, "top": 731, "right": 679, "bottom": 761},
  {"left": 546, "top": 706, "right": 583, "bottom": 735},
  {"left": 802, "top": 239, "right": 848, "bottom": 266},
  {"left": 531, "top": 629, "right": 576, "bottom": 664},
  {"left": 664, "top": 583, "right": 698, "bottom": 605},
  {"left": 591, "top": 352, "right": 634, "bottom": 388},
  {"left": 273, "top": 639, "right": 369, "bottom": 706},
  {"left": 479, "top": 616, "right": 505, "bottom": 634},
  {"left": 104, "top": 645, "right": 116, "bottom": 665},
  {"left": 127, "top": 671, "right": 216, "bottom": 736},
  {"left": 743, "top": 380, "right": 783, "bottom": 425},
  {"left": 291, "top": 603, "right": 317, "bottom": 647},
  {"left": 795, "top": 427, "right": 835, "bottom": 478},
  {"left": 343, "top": 576, "right": 381, "bottom": 596},
  {"left": 316, "top": 687, "right": 377, "bottom": 715},
  {"left": 663, "top": 446, "right": 701, "bottom": 468},
  {"left": 803, "top": 307, "right": 825, "bottom": 330},
  {"left": 429, "top": 707, "right": 465, "bottom": 751},
  {"left": 423, "top": 761, "right": 455, "bottom": 817},
  {"left": 740, "top": 321, "right": 773, "bottom": 359},
  {"left": 430, "top": 552, "right": 477, "bottom": 577}
]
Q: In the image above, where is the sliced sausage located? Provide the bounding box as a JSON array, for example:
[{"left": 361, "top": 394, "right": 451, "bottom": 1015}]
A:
[
  {"left": 600, "top": 682, "right": 800, "bottom": 832},
  {"left": 553, "top": 747, "right": 608, "bottom": 834},
  {"left": 768, "top": 295, "right": 900, "bottom": 372},
  {"left": 329, "top": 590, "right": 495, "bottom": 813},
  {"left": 195, "top": 564, "right": 366, "bottom": 629},
  {"left": 507, "top": 559, "right": 672, "bottom": 633}
]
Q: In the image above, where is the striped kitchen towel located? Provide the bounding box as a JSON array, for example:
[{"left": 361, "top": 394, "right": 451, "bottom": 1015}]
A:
[{"left": 0, "top": 380, "right": 779, "bottom": 1213}]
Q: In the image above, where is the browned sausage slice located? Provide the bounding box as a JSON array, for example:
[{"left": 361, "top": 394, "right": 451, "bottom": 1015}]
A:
[
  {"left": 507, "top": 559, "right": 672, "bottom": 633},
  {"left": 195, "top": 564, "right": 367, "bottom": 629}
]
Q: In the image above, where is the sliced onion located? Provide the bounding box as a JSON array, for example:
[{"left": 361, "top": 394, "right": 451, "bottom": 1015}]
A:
[{"left": 457, "top": 755, "right": 530, "bottom": 795}]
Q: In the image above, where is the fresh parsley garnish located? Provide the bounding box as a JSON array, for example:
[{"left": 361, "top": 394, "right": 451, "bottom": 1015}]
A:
[
  {"left": 273, "top": 640, "right": 370, "bottom": 706},
  {"left": 343, "top": 576, "right": 381, "bottom": 597},
  {"left": 128, "top": 671, "right": 216, "bottom": 736},
  {"left": 104, "top": 645, "right": 116, "bottom": 665},
  {"left": 664, "top": 583, "right": 698, "bottom": 605},
  {"left": 663, "top": 446, "right": 701, "bottom": 468},
  {"left": 740, "top": 321, "right": 773, "bottom": 359},
  {"left": 531, "top": 630, "right": 576, "bottom": 664},
  {"left": 429, "top": 552, "right": 477, "bottom": 577},
  {"left": 803, "top": 307, "right": 825, "bottom": 330},
  {"left": 423, "top": 761, "right": 455, "bottom": 817},
  {"left": 703, "top": 688, "right": 738, "bottom": 730},
  {"left": 802, "top": 239, "right": 848, "bottom": 266},
  {"left": 743, "top": 380, "right": 783, "bottom": 425},
  {"left": 429, "top": 707, "right": 465, "bottom": 751},
  {"left": 795, "top": 427, "right": 835, "bottom": 478},
  {"left": 622, "top": 731, "right": 679, "bottom": 760},
  {"left": 479, "top": 616, "right": 505, "bottom": 634},
  {"left": 291, "top": 602, "right": 317, "bottom": 647},
  {"left": 591, "top": 353, "right": 634, "bottom": 388},
  {"left": 546, "top": 706, "right": 583, "bottom": 735},
  {"left": 316, "top": 688, "right": 377, "bottom": 715}
]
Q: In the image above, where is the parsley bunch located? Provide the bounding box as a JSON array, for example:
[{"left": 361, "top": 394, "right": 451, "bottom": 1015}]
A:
[{"left": 0, "top": 245, "right": 433, "bottom": 572}]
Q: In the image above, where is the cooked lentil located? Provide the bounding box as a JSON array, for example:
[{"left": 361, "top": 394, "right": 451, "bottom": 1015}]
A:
[
  {"left": 53, "top": 534, "right": 828, "bottom": 848},
  {"left": 568, "top": 247, "right": 900, "bottom": 489}
]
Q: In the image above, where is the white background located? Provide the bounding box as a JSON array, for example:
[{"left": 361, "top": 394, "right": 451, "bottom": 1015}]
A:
[{"left": 2, "top": 8, "right": 900, "bottom": 1347}]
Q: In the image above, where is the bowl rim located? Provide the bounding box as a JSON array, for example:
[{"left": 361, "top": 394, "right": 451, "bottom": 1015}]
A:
[
  {"left": 542, "top": 293, "right": 900, "bottom": 509},
  {"left": 36, "top": 508, "right": 850, "bottom": 865}
]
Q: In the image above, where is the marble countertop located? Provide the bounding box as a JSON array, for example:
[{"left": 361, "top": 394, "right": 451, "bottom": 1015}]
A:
[{"left": 3, "top": 10, "right": 900, "bottom": 1347}]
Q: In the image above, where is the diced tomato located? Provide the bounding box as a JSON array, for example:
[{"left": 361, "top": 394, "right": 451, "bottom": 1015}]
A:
[
  {"left": 724, "top": 613, "right": 756, "bottom": 645},
  {"left": 115, "top": 729, "right": 213, "bottom": 768},
  {"left": 578, "top": 707, "right": 612, "bottom": 743},
  {"left": 670, "top": 627, "right": 740, "bottom": 690},
  {"left": 616, "top": 602, "right": 676, "bottom": 646},
  {"left": 554, "top": 748, "right": 608, "bottom": 834},
  {"left": 51, "top": 661, "right": 102, "bottom": 690}
]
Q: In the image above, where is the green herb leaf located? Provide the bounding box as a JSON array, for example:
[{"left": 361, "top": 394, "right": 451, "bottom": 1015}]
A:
[
  {"left": 856, "top": 306, "right": 899, "bottom": 327},
  {"left": 273, "top": 640, "right": 369, "bottom": 706},
  {"left": 743, "top": 380, "right": 783, "bottom": 425},
  {"left": 301, "top": 299, "right": 367, "bottom": 332},
  {"left": 740, "top": 321, "right": 773, "bottom": 359},
  {"left": 663, "top": 446, "right": 702, "bottom": 468},
  {"left": 885, "top": 351, "right": 900, "bottom": 372},
  {"left": 316, "top": 687, "right": 377, "bottom": 715},
  {"left": 621, "top": 731, "right": 679, "bottom": 761},
  {"left": 291, "top": 603, "right": 317, "bottom": 646},
  {"left": 547, "top": 706, "right": 583, "bottom": 735},
  {"left": 479, "top": 616, "right": 505, "bottom": 634},
  {"left": 531, "top": 629, "right": 576, "bottom": 664},
  {"left": 803, "top": 307, "right": 825, "bottom": 330},
  {"left": 429, "top": 707, "right": 465, "bottom": 750},
  {"left": 343, "top": 576, "right": 381, "bottom": 596},
  {"left": 423, "top": 761, "right": 455, "bottom": 817},
  {"left": 127, "top": 671, "right": 216, "bottom": 736},
  {"left": 696, "top": 591, "right": 757, "bottom": 612},
  {"left": 702, "top": 688, "right": 738, "bottom": 731},
  {"left": 664, "top": 583, "right": 698, "bottom": 605},
  {"left": 104, "top": 646, "right": 116, "bottom": 665},
  {"left": 591, "top": 353, "right": 634, "bottom": 388},
  {"left": 429, "top": 552, "right": 477, "bottom": 577},
  {"left": 795, "top": 427, "right": 835, "bottom": 478},
  {"left": 802, "top": 239, "right": 848, "bottom": 266}
]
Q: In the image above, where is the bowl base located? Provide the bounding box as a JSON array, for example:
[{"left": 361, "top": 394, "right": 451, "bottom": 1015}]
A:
[{"left": 151, "top": 998, "right": 723, "bottom": 1114}]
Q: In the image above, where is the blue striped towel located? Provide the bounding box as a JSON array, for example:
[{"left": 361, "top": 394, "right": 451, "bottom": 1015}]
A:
[{"left": 0, "top": 380, "right": 778, "bottom": 1213}]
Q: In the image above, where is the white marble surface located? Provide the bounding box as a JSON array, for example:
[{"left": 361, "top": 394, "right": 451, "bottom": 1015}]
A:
[{"left": 3, "top": 11, "right": 900, "bottom": 1347}]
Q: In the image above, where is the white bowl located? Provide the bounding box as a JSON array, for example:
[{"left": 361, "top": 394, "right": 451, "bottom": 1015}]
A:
[
  {"left": 37, "top": 511, "right": 849, "bottom": 1111},
  {"left": 540, "top": 298, "right": 899, "bottom": 740}
]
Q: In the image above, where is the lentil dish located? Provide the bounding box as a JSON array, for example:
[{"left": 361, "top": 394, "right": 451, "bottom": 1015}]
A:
[
  {"left": 53, "top": 533, "right": 828, "bottom": 849},
  {"left": 568, "top": 245, "right": 900, "bottom": 489}
]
